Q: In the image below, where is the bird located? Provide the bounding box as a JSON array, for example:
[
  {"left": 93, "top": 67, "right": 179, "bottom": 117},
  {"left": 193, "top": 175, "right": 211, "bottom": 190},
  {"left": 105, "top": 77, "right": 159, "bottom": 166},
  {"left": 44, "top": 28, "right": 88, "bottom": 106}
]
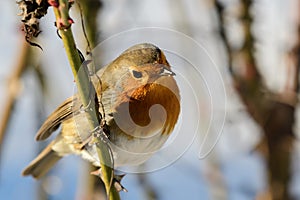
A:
[{"left": 22, "top": 43, "right": 180, "bottom": 181}]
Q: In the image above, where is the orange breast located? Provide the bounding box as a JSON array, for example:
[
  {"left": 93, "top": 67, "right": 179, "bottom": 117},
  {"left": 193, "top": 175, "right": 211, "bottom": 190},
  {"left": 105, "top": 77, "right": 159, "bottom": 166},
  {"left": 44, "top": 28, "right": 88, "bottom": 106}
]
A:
[{"left": 114, "top": 77, "right": 180, "bottom": 137}]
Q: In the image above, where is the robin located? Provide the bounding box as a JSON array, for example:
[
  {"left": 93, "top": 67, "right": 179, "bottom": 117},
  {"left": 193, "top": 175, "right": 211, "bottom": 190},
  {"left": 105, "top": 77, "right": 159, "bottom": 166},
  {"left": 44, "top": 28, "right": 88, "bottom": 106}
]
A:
[{"left": 22, "top": 43, "right": 181, "bottom": 180}]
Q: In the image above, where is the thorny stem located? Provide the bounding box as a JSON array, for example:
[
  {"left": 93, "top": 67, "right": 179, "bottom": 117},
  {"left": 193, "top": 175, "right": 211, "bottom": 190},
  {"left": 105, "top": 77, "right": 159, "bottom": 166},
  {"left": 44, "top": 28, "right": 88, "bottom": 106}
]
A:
[
  {"left": 76, "top": 0, "right": 106, "bottom": 198},
  {"left": 52, "top": 0, "right": 120, "bottom": 199}
]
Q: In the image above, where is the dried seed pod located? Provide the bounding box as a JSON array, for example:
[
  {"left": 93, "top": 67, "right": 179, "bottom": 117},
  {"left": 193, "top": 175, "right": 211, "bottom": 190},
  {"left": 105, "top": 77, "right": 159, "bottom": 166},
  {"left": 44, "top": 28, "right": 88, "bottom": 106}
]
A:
[{"left": 17, "top": 0, "right": 50, "bottom": 49}]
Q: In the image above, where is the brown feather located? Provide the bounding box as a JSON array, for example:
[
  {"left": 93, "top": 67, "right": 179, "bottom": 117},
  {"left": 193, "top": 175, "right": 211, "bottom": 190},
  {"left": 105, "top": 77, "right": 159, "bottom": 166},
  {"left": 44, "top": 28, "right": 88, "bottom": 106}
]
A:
[
  {"left": 22, "top": 141, "right": 61, "bottom": 179},
  {"left": 35, "top": 96, "right": 78, "bottom": 141},
  {"left": 114, "top": 76, "right": 180, "bottom": 137}
]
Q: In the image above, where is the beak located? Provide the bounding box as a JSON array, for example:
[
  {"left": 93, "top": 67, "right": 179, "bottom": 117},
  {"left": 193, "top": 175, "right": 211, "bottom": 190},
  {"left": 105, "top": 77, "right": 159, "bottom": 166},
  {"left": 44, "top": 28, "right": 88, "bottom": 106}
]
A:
[{"left": 160, "top": 66, "right": 176, "bottom": 76}]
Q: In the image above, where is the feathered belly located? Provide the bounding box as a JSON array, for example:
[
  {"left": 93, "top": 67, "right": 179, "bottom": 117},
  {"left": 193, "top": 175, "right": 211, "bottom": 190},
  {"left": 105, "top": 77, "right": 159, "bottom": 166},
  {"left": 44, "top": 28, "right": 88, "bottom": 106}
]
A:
[{"left": 56, "top": 115, "right": 171, "bottom": 167}]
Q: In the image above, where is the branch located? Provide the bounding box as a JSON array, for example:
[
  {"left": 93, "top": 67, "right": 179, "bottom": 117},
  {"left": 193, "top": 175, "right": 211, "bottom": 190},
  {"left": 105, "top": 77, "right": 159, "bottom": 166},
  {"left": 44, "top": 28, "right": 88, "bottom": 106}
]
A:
[
  {"left": 214, "top": 0, "right": 232, "bottom": 73},
  {"left": 0, "top": 40, "right": 30, "bottom": 158},
  {"left": 77, "top": 0, "right": 102, "bottom": 50},
  {"left": 52, "top": 1, "right": 120, "bottom": 199},
  {"left": 215, "top": 0, "right": 269, "bottom": 126},
  {"left": 75, "top": 0, "right": 107, "bottom": 198},
  {"left": 214, "top": 1, "right": 297, "bottom": 199}
]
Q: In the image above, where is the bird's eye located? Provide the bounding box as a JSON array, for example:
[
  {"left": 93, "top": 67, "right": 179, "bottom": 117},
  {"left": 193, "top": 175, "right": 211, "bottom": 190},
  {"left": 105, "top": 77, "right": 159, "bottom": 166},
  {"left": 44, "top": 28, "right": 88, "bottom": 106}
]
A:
[
  {"left": 159, "top": 68, "right": 165, "bottom": 74},
  {"left": 132, "top": 70, "right": 143, "bottom": 78}
]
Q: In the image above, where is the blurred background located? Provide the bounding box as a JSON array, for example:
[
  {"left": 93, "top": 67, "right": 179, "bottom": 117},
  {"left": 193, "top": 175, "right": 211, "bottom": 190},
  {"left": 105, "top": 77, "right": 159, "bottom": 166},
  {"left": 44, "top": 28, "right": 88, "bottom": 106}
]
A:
[{"left": 1, "top": 0, "right": 300, "bottom": 199}]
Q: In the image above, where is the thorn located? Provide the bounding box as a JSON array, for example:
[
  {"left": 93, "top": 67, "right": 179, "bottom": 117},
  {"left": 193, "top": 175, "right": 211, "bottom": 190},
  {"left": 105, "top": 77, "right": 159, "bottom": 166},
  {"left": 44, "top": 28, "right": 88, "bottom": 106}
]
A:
[
  {"left": 68, "top": 17, "right": 74, "bottom": 24},
  {"left": 56, "top": 18, "right": 72, "bottom": 30},
  {"left": 113, "top": 175, "right": 128, "bottom": 192},
  {"left": 91, "top": 169, "right": 128, "bottom": 192},
  {"left": 90, "top": 169, "right": 100, "bottom": 176},
  {"left": 48, "top": 0, "right": 59, "bottom": 7},
  {"left": 114, "top": 180, "right": 128, "bottom": 192},
  {"left": 59, "top": 22, "right": 65, "bottom": 29},
  {"left": 114, "top": 174, "right": 126, "bottom": 182}
]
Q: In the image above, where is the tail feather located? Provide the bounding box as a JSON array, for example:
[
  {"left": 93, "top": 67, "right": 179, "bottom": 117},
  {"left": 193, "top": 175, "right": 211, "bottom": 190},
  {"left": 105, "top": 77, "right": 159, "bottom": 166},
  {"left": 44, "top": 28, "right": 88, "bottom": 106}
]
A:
[{"left": 22, "top": 141, "right": 62, "bottom": 179}]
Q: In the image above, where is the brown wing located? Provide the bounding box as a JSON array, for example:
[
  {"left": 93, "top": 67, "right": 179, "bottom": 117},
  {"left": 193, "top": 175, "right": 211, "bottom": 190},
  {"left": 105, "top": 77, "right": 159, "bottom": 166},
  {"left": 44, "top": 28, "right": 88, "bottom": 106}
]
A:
[
  {"left": 35, "top": 66, "right": 109, "bottom": 141},
  {"left": 35, "top": 96, "right": 79, "bottom": 141}
]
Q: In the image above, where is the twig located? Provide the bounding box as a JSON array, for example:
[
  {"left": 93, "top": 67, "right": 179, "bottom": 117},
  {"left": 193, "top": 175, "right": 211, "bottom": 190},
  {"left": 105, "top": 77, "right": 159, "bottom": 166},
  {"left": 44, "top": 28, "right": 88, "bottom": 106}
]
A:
[
  {"left": 214, "top": 0, "right": 296, "bottom": 199},
  {"left": 0, "top": 40, "right": 30, "bottom": 157},
  {"left": 76, "top": 0, "right": 106, "bottom": 198},
  {"left": 77, "top": 0, "right": 102, "bottom": 50},
  {"left": 52, "top": 1, "right": 120, "bottom": 199},
  {"left": 215, "top": 0, "right": 270, "bottom": 126}
]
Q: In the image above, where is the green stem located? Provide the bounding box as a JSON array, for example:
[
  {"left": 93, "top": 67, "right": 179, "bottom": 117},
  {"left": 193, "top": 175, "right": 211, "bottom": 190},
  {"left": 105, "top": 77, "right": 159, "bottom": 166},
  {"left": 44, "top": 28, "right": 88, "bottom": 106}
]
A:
[{"left": 53, "top": 1, "right": 120, "bottom": 199}]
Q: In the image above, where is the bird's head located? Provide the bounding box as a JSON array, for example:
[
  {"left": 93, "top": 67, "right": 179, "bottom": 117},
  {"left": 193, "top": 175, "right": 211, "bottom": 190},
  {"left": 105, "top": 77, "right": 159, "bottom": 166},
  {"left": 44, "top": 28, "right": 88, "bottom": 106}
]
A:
[{"left": 104, "top": 43, "right": 175, "bottom": 95}]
